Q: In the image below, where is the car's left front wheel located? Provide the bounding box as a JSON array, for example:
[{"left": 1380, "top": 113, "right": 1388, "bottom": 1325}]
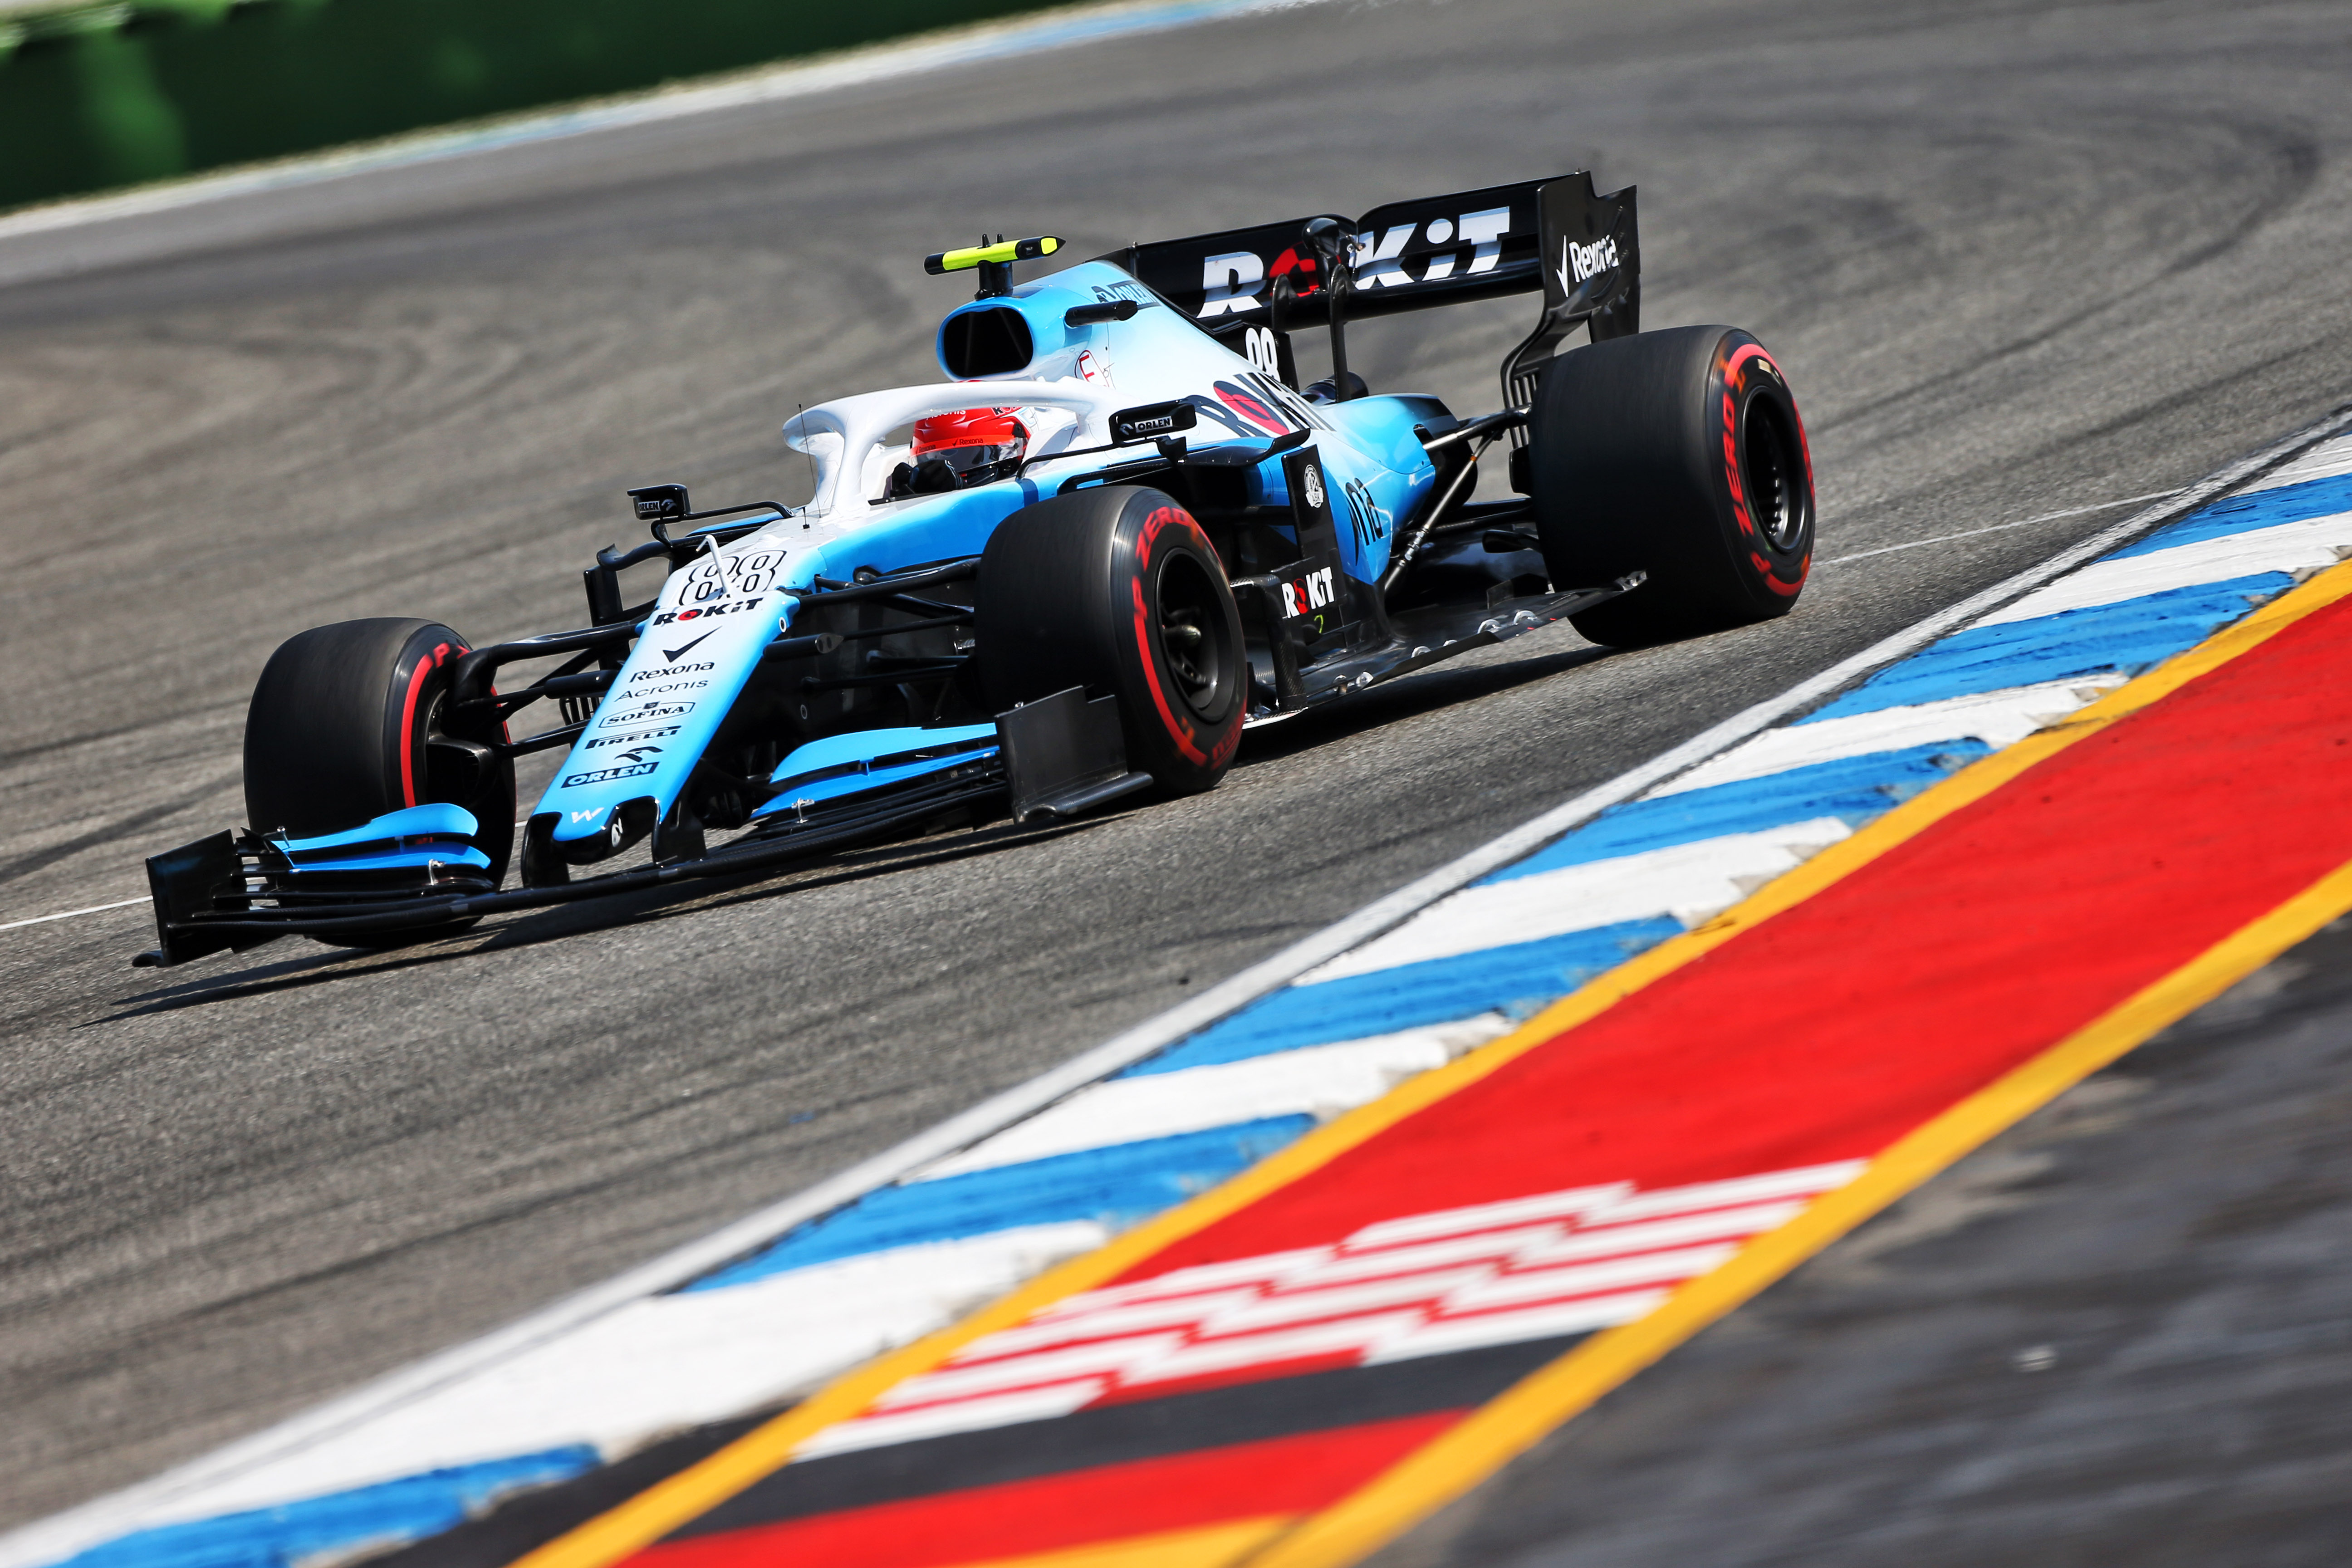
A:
[{"left": 975, "top": 485, "right": 1245, "bottom": 795}]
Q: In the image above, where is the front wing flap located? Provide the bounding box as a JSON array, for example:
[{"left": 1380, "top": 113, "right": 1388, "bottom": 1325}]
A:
[{"left": 131, "top": 693, "right": 1150, "bottom": 965}]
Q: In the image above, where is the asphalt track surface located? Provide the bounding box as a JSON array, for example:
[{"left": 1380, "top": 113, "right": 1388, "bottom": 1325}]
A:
[{"left": 2, "top": 0, "right": 2350, "bottom": 1545}]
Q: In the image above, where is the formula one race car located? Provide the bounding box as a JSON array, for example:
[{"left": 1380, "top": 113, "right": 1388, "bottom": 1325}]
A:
[{"left": 135, "top": 172, "right": 1815, "bottom": 966}]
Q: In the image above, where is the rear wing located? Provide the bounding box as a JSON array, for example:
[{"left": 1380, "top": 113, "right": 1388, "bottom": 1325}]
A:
[{"left": 1103, "top": 171, "right": 1639, "bottom": 407}]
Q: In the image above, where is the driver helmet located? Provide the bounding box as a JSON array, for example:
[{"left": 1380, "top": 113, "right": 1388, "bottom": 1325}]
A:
[{"left": 911, "top": 407, "right": 1028, "bottom": 488}]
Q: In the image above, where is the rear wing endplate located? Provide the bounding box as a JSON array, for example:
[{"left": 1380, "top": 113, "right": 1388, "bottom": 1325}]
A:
[{"left": 1104, "top": 171, "right": 1639, "bottom": 406}]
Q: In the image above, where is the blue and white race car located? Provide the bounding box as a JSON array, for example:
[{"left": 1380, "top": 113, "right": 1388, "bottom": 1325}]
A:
[{"left": 135, "top": 172, "right": 1816, "bottom": 965}]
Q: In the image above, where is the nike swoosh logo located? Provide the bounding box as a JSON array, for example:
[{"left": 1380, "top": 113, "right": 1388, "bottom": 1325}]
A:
[{"left": 662, "top": 630, "right": 716, "bottom": 662}]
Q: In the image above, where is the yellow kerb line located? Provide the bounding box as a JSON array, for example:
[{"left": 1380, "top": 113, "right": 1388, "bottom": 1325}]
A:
[
  {"left": 516, "top": 557, "right": 2352, "bottom": 1568},
  {"left": 950, "top": 1517, "right": 1291, "bottom": 1568}
]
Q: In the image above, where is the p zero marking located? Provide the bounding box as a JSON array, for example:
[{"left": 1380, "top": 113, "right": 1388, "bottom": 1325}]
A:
[{"left": 509, "top": 555, "right": 2352, "bottom": 1568}]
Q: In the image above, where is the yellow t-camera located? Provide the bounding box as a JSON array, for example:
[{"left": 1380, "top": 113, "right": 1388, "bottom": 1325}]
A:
[{"left": 924, "top": 235, "right": 1062, "bottom": 274}]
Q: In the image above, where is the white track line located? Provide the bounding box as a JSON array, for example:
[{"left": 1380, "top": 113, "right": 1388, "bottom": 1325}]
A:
[
  {"left": 6, "top": 402, "right": 2347, "bottom": 1568},
  {"left": 1822, "top": 490, "right": 2186, "bottom": 564},
  {"left": 0, "top": 897, "right": 149, "bottom": 933}
]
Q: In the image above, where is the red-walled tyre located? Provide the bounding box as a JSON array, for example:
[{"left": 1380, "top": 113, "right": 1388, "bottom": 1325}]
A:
[
  {"left": 1529, "top": 324, "right": 1815, "bottom": 647},
  {"left": 976, "top": 485, "right": 1245, "bottom": 795}
]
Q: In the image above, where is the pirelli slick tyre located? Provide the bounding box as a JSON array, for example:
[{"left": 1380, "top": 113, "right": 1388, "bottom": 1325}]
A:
[
  {"left": 244, "top": 618, "right": 516, "bottom": 940},
  {"left": 1528, "top": 324, "right": 1815, "bottom": 647},
  {"left": 977, "top": 485, "right": 1245, "bottom": 795}
]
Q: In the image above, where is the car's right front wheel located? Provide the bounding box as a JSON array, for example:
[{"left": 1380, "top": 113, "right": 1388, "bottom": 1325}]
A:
[{"left": 1527, "top": 323, "right": 1815, "bottom": 647}]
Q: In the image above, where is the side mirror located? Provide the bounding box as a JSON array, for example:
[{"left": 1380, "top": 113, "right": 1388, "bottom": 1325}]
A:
[
  {"left": 1109, "top": 401, "right": 1199, "bottom": 445},
  {"left": 629, "top": 483, "right": 689, "bottom": 524},
  {"left": 1064, "top": 299, "right": 1140, "bottom": 328}
]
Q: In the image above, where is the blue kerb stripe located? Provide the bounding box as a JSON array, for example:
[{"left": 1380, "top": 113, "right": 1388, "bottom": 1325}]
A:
[
  {"left": 61, "top": 1448, "right": 595, "bottom": 1568},
  {"left": 685, "top": 1117, "right": 1313, "bottom": 1290},
  {"left": 1801, "top": 575, "right": 2287, "bottom": 721},
  {"left": 1126, "top": 917, "right": 1683, "bottom": 1078},
  {"left": 2109, "top": 470, "right": 2352, "bottom": 558},
  {"left": 1486, "top": 742, "right": 1991, "bottom": 883}
]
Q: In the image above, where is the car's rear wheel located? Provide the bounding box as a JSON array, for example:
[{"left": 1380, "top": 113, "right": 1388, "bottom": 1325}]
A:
[
  {"left": 1527, "top": 323, "right": 1815, "bottom": 647},
  {"left": 244, "top": 617, "right": 514, "bottom": 944},
  {"left": 975, "top": 485, "right": 1245, "bottom": 795}
]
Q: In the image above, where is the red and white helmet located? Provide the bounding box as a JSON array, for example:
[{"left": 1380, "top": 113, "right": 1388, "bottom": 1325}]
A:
[{"left": 912, "top": 407, "right": 1028, "bottom": 485}]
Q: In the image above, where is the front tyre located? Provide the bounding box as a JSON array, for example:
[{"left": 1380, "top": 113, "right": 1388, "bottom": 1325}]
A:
[
  {"left": 1528, "top": 324, "right": 1815, "bottom": 647},
  {"left": 244, "top": 618, "right": 516, "bottom": 941},
  {"left": 976, "top": 485, "right": 1245, "bottom": 795}
]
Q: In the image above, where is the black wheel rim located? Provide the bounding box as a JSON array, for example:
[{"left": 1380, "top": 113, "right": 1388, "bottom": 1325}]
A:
[
  {"left": 1743, "top": 395, "right": 1807, "bottom": 554},
  {"left": 1155, "top": 552, "right": 1230, "bottom": 718}
]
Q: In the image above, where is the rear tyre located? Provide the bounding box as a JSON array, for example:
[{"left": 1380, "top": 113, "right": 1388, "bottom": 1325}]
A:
[
  {"left": 1528, "top": 324, "right": 1815, "bottom": 647},
  {"left": 244, "top": 618, "right": 515, "bottom": 944},
  {"left": 976, "top": 485, "right": 1245, "bottom": 795}
]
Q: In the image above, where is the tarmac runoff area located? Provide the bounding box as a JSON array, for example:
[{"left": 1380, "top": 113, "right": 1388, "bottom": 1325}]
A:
[
  {"left": 6, "top": 0, "right": 2352, "bottom": 1564},
  {"left": 16, "top": 421, "right": 2352, "bottom": 1568}
]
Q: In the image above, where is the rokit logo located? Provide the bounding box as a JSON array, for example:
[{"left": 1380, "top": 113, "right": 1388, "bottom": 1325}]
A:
[
  {"left": 1352, "top": 206, "right": 1512, "bottom": 293},
  {"left": 1199, "top": 243, "right": 1333, "bottom": 317},
  {"left": 650, "top": 600, "right": 758, "bottom": 627},
  {"left": 1282, "top": 565, "right": 1337, "bottom": 618},
  {"left": 1201, "top": 206, "right": 1517, "bottom": 318},
  {"left": 560, "top": 761, "right": 658, "bottom": 789},
  {"left": 1561, "top": 234, "right": 1620, "bottom": 286}
]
